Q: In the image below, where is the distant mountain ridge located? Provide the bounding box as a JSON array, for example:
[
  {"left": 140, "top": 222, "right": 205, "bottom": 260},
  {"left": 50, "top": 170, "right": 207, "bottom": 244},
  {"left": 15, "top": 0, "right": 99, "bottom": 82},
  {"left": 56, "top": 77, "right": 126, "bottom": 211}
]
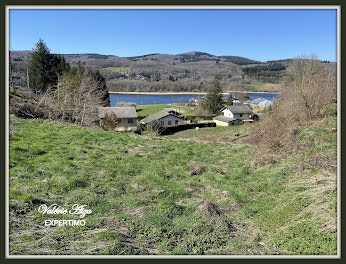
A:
[{"left": 10, "top": 50, "right": 336, "bottom": 93}]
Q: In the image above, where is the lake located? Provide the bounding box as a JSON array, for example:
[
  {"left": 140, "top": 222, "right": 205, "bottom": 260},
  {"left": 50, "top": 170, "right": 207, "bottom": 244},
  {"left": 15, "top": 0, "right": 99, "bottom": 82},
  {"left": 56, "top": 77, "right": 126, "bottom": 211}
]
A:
[{"left": 110, "top": 92, "right": 278, "bottom": 106}]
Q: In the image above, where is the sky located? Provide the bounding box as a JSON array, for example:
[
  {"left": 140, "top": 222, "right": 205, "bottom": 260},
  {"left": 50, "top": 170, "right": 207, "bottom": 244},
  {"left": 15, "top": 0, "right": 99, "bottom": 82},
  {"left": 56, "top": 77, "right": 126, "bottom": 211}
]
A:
[{"left": 9, "top": 9, "right": 337, "bottom": 62}]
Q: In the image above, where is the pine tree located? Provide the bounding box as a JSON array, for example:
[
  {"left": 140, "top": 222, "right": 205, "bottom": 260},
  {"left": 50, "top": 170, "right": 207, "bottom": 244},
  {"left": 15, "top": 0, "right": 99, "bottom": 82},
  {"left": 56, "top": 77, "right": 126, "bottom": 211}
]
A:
[
  {"left": 28, "top": 39, "right": 70, "bottom": 93},
  {"left": 28, "top": 39, "right": 51, "bottom": 93},
  {"left": 203, "top": 75, "right": 224, "bottom": 114},
  {"left": 226, "top": 94, "right": 233, "bottom": 105}
]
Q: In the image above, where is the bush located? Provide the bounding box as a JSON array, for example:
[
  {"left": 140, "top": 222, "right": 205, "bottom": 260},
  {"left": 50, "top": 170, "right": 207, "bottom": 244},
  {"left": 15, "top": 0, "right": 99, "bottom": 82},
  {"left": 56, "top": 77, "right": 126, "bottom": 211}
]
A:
[
  {"left": 37, "top": 66, "right": 109, "bottom": 126},
  {"left": 248, "top": 55, "right": 336, "bottom": 166},
  {"left": 100, "top": 113, "right": 119, "bottom": 131}
]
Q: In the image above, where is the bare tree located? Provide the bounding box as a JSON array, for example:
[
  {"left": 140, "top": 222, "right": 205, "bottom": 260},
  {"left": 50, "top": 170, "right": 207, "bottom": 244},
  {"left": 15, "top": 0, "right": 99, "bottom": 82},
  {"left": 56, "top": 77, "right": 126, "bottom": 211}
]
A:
[
  {"left": 249, "top": 55, "right": 337, "bottom": 152},
  {"left": 146, "top": 120, "right": 166, "bottom": 137},
  {"left": 279, "top": 55, "right": 336, "bottom": 120},
  {"left": 36, "top": 68, "right": 108, "bottom": 126}
]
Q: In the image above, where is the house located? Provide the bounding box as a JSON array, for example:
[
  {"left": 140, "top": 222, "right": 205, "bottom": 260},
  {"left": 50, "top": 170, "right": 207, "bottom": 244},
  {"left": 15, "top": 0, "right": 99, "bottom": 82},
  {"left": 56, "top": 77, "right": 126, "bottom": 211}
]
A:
[
  {"left": 243, "top": 100, "right": 252, "bottom": 105},
  {"left": 257, "top": 99, "right": 273, "bottom": 108},
  {"left": 250, "top": 97, "right": 273, "bottom": 108},
  {"left": 220, "top": 105, "right": 253, "bottom": 120},
  {"left": 140, "top": 110, "right": 185, "bottom": 127},
  {"left": 213, "top": 105, "right": 253, "bottom": 126},
  {"left": 189, "top": 97, "right": 203, "bottom": 106},
  {"left": 98, "top": 107, "right": 138, "bottom": 131},
  {"left": 161, "top": 108, "right": 182, "bottom": 116}
]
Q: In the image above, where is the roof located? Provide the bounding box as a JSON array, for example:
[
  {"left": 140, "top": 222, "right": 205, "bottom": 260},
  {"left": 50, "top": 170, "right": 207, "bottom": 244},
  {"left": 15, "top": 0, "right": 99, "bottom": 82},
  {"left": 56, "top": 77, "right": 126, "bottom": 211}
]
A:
[
  {"left": 252, "top": 97, "right": 267, "bottom": 104},
  {"left": 141, "top": 110, "right": 184, "bottom": 124},
  {"left": 98, "top": 107, "right": 138, "bottom": 119},
  {"left": 222, "top": 105, "right": 253, "bottom": 114},
  {"left": 162, "top": 108, "right": 181, "bottom": 114},
  {"left": 213, "top": 115, "right": 237, "bottom": 123}
]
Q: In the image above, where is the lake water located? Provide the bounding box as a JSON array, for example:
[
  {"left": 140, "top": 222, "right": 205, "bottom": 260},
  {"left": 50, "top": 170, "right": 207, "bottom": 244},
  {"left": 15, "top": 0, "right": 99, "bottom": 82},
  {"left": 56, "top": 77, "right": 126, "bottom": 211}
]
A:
[{"left": 110, "top": 92, "right": 278, "bottom": 106}]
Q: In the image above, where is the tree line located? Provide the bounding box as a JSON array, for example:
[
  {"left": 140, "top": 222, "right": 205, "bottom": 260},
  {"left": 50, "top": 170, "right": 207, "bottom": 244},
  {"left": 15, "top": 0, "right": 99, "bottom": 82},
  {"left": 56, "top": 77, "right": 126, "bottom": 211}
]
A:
[{"left": 12, "top": 39, "right": 109, "bottom": 126}]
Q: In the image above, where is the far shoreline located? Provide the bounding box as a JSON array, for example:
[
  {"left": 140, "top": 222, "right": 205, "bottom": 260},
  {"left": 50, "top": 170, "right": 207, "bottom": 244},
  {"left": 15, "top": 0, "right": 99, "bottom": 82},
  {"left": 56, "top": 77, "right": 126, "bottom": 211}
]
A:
[{"left": 108, "top": 90, "right": 280, "bottom": 95}]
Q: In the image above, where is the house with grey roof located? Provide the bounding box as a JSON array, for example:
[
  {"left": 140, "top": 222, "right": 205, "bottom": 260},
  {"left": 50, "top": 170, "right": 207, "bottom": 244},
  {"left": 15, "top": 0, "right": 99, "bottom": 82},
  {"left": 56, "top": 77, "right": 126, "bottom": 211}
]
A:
[
  {"left": 140, "top": 110, "right": 185, "bottom": 127},
  {"left": 213, "top": 105, "right": 253, "bottom": 126},
  {"left": 220, "top": 105, "right": 252, "bottom": 120},
  {"left": 161, "top": 108, "right": 182, "bottom": 116},
  {"left": 98, "top": 107, "right": 138, "bottom": 131}
]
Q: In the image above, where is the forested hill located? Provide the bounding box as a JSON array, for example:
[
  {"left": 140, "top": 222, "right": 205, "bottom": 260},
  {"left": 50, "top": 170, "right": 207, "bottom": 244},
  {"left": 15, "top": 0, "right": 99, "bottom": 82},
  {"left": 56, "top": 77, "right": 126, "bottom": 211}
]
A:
[{"left": 10, "top": 50, "right": 336, "bottom": 93}]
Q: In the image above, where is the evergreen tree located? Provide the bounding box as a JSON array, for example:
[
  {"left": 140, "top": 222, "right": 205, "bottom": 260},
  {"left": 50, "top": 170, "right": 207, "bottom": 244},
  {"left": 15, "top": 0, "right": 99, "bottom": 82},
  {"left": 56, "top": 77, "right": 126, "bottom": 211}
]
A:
[
  {"left": 28, "top": 39, "right": 51, "bottom": 92},
  {"left": 226, "top": 94, "right": 233, "bottom": 105},
  {"left": 28, "top": 39, "right": 69, "bottom": 93},
  {"left": 203, "top": 75, "right": 224, "bottom": 114}
]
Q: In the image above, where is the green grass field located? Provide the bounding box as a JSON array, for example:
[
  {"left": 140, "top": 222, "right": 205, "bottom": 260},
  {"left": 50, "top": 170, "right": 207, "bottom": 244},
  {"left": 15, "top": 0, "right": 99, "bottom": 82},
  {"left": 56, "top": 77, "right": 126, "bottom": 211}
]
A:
[
  {"left": 9, "top": 116, "right": 337, "bottom": 255},
  {"left": 250, "top": 82, "right": 266, "bottom": 91},
  {"left": 106, "top": 67, "right": 131, "bottom": 75},
  {"left": 136, "top": 104, "right": 172, "bottom": 117}
]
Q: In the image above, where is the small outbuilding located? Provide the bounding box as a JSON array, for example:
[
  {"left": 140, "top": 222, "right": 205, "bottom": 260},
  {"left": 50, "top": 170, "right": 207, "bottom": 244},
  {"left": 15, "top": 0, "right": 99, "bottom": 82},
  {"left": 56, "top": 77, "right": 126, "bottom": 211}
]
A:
[{"left": 98, "top": 107, "right": 138, "bottom": 131}]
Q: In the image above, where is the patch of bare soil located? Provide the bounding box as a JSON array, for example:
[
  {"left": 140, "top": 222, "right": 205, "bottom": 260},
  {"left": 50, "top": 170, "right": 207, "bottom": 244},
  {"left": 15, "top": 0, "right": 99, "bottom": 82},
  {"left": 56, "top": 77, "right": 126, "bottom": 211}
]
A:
[
  {"left": 101, "top": 218, "right": 131, "bottom": 236},
  {"left": 196, "top": 199, "right": 235, "bottom": 231},
  {"left": 188, "top": 161, "right": 208, "bottom": 176}
]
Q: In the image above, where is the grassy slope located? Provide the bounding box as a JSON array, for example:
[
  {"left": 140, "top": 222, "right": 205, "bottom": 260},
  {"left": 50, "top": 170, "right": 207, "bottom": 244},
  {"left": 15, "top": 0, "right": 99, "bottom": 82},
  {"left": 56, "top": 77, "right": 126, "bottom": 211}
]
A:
[
  {"left": 106, "top": 67, "right": 131, "bottom": 74},
  {"left": 250, "top": 82, "right": 266, "bottom": 91},
  {"left": 9, "top": 117, "right": 337, "bottom": 255},
  {"left": 136, "top": 104, "right": 172, "bottom": 117}
]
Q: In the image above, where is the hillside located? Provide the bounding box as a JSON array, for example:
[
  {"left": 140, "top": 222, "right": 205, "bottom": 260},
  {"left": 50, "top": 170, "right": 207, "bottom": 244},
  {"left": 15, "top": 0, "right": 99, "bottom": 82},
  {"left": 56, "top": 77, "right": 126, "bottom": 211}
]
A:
[
  {"left": 10, "top": 50, "right": 336, "bottom": 93},
  {"left": 7, "top": 51, "right": 282, "bottom": 93},
  {"left": 9, "top": 116, "right": 337, "bottom": 255}
]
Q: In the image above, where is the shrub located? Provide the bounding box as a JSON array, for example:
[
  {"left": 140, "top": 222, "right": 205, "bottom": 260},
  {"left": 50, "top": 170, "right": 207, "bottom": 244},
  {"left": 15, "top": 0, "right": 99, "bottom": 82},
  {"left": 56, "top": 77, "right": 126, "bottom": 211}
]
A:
[
  {"left": 248, "top": 55, "right": 336, "bottom": 166},
  {"left": 100, "top": 112, "right": 119, "bottom": 131}
]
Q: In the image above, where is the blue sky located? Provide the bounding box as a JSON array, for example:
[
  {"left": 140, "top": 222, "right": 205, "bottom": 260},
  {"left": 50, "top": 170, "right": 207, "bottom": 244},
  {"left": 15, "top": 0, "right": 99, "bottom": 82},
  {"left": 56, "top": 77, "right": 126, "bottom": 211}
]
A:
[{"left": 9, "top": 9, "right": 337, "bottom": 62}]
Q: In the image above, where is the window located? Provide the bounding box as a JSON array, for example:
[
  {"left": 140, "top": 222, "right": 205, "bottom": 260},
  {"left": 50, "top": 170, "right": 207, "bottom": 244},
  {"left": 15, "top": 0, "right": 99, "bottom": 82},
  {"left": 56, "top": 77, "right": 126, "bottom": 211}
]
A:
[
  {"left": 168, "top": 120, "right": 172, "bottom": 126},
  {"left": 128, "top": 119, "right": 133, "bottom": 124},
  {"left": 175, "top": 120, "right": 178, "bottom": 125}
]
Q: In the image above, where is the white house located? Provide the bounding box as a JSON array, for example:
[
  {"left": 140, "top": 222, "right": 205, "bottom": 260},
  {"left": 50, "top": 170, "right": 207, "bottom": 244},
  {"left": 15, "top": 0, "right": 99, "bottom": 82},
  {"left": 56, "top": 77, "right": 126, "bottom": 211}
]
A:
[
  {"left": 250, "top": 97, "right": 273, "bottom": 108},
  {"left": 220, "top": 105, "right": 253, "bottom": 120},
  {"left": 257, "top": 99, "right": 273, "bottom": 108},
  {"left": 213, "top": 105, "right": 253, "bottom": 126}
]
